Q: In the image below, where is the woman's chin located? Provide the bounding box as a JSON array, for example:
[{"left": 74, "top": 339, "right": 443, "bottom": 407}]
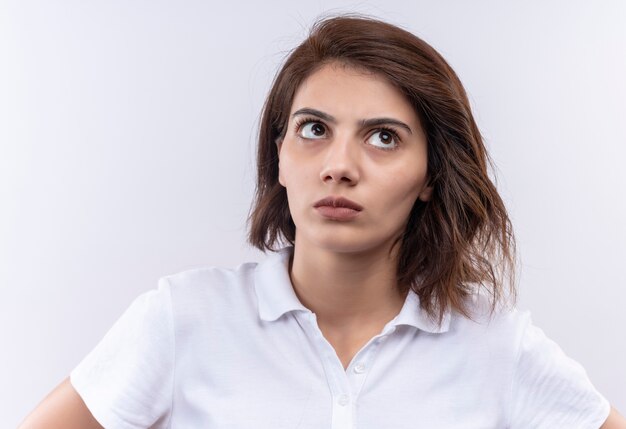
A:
[{"left": 295, "top": 232, "right": 392, "bottom": 256}]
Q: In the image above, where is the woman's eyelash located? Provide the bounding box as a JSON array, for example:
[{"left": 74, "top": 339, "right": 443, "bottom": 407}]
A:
[
  {"left": 293, "top": 117, "right": 402, "bottom": 149},
  {"left": 294, "top": 117, "right": 324, "bottom": 133}
]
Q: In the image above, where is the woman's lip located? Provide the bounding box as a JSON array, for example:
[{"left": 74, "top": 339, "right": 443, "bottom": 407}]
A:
[
  {"left": 313, "top": 196, "right": 363, "bottom": 211},
  {"left": 315, "top": 206, "right": 361, "bottom": 221}
]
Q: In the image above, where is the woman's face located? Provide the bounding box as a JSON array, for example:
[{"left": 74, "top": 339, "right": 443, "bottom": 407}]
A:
[{"left": 276, "top": 62, "right": 432, "bottom": 255}]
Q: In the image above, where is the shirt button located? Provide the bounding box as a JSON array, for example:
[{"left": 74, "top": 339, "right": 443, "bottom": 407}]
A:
[
  {"left": 353, "top": 362, "right": 366, "bottom": 374},
  {"left": 337, "top": 394, "right": 350, "bottom": 406}
]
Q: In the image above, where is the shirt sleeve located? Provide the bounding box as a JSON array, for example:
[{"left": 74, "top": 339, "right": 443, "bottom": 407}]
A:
[
  {"left": 70, "top": 277, "right": 175, "bottom": 429},
  {"left": 509, "top": 311, "right": 611, "bottom": 429}
]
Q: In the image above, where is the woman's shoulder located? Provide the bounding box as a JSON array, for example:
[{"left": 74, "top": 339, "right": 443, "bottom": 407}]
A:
[
  {"left": 163, "top": 247, "right": 288, "bottom": 287},
  {"left": 156, "top": 260, "right": 260, "bottom": 317},
  {"left": 464, "top": 286, "right": 530, "bottom": 325},
  {"left": 161, "top": 247, "right": 289, "bottom": 293},
  {"left": 163, "top": 260, "right": 259, "bottom": 293},
  {"left": 154, "top": 248, "right": 291, "bottom": 322},
  {"left": 446, "top": 288, "right": 531, "bottom": 350}
]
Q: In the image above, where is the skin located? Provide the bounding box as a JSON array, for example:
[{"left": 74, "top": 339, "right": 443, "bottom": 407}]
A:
[
  {"left": 18, "top": 377, "right": 104, "bottom": 428},
  {"left": 276, "top": 62, "right": 432, "bottom": 369},
  {"left": 18, "top": 61, "right": 625, "bottom": 429}
]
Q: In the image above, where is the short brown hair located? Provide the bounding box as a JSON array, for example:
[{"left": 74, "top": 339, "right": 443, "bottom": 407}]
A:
[{"left": 247, "top": 14, "right": 516, "bottom": 326}]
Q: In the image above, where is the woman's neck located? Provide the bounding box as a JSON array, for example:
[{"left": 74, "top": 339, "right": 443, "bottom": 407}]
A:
[{"left": 288, "top": 238, "right": 407, "bottom": 333}]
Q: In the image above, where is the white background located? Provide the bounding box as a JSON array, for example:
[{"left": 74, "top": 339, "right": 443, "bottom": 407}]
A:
[{"left": 2, "top": 0, "right": 624, "bottom": 426}]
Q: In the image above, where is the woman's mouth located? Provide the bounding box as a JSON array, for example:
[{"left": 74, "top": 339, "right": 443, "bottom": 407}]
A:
[{"left": 313, "top": 196, "right": 363, "bottom": 221}]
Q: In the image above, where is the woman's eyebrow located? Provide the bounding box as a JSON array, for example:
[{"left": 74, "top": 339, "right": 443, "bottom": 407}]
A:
[
  {"left": 292, "top": 108, "right": 335, "bottom": 122},
  {"left": 360, "top": 118, "right": 413, "bottom": 135},
  {"left": 291, "top": 107, "right": 413, "bottom": 135}
]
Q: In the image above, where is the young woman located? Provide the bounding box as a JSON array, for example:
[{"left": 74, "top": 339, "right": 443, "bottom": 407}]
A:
[{"left": 19, "top": 14, "right": 625, "bottom": 429}]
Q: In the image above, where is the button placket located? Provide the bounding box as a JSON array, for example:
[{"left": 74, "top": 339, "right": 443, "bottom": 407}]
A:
[
  {"left": 302, "top": 312, "right": 354, "bottom": 429},
  {"left": 300, "top": 312, "right": 400, "bottom": 429},
  {"left": 345, "top": 330, "right": 394, "bottom": 407},
  {"left": 337, "top": 393, "right": 350, "bottom": 406}
]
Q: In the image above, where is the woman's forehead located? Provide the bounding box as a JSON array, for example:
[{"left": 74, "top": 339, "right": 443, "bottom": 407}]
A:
[{"left": 289, "top": 63, "right": 420, "bottom": 126}]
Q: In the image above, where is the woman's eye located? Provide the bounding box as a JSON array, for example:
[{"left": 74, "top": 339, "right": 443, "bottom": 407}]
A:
[
  {"left": 298, "top": 121, "right": 327, "bottom": 139},
  {"left": 367, "top": 130, "right": 398, "bottom": 150}
]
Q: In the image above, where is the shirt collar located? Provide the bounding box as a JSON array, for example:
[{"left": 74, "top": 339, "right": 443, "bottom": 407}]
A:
[
  {"left": 254, "top": 246, "right": 310, "bottom": 321},
  {"left": 392, "top": 286, "right": 451, "bottom": 334},
  {"left": 253, "top": 246, "right": 451, "bottom": 334}
]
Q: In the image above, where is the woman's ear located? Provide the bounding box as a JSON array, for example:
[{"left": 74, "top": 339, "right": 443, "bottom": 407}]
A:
[
  {"left": 275, "top": 137, "right": 283, "bottom": 154},
  {"left": 417, "top": 172, "right": 434, "bottom": 202},
  {"left": 418, "top": 183, "right": 433, "bottom": 202}
]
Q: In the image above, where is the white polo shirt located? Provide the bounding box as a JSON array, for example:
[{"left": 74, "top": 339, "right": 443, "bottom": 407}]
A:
[{"left": 70, "top": 246, "right": 610, "bottom": 428}]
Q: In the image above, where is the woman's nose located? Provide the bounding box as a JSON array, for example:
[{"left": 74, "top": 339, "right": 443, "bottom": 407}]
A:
[{"left": 319, "top": 134, "right": 361, "bottom": 185}]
